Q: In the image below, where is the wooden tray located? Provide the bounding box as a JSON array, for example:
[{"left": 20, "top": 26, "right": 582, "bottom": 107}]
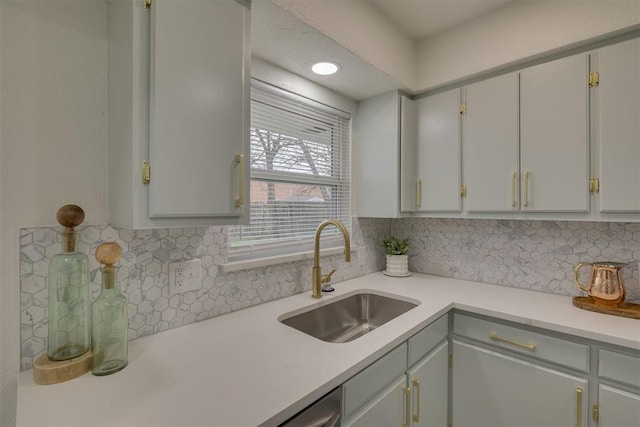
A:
[
  {"left": 572, "top": 296, "right": 640, "bottom": 320},
  {"left": 33, "top": 350, "right": 92, "bottom": 385}
]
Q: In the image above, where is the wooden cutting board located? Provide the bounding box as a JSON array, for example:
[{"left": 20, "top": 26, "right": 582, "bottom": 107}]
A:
[{"left": 572, "top": 296, "right": 640, "bottom": 320}]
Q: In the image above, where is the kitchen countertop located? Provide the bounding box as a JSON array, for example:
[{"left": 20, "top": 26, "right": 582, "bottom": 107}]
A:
[{"left": 17, "top": 273, "right": 640, "bottom": 426}]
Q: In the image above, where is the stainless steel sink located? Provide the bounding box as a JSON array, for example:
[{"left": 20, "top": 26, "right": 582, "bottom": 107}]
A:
[{"left": 279, "top": 292, "right": 419, "bottom": 343}]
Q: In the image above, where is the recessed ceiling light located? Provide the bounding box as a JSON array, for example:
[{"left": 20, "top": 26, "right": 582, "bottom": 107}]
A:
[{"left": 312, "top": 62, "right": 339, "bottom": 75}]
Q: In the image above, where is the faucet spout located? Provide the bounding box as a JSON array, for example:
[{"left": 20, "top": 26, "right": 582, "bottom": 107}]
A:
[{"left": 312, "top": 219, "right": 351, "bottom": 299}]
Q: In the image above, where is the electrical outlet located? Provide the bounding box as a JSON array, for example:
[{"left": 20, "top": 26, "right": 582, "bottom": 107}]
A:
[{"left": 169, "top": 259, "right": 202, "bottom": 295}]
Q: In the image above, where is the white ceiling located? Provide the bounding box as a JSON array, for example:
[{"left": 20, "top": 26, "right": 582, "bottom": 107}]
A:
[
  {"left": 250, "top": 0, "right": 517, "bottom": 100},
  {"left": 369, "top": 0, "right": 514, "bottom": 41},
  {"left": 251, "top": 1, "right": 406, "bottom": 100}
]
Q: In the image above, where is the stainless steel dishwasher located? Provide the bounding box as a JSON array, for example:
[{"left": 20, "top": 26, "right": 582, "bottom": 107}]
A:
[{"left": 280, "top": 387, "right": 341, "bottom": 427}]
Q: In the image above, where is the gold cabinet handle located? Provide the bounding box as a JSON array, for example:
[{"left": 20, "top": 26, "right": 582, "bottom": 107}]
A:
[
  {"left": 576, "top": 388, "right": 583, "bottom": 427},
  {"left": 416, "top": 178, "right": 422, "bottom": 209},
  {"left": 235, "top": 154, "right": 244, "bottom": 208},
  {"left": 412, "top": 379, "right": 421, "bottom": 423},
  {"left": 511, "top": 171, "right": 517, "bottom": 207},
  {"left": 523, "top": 171, "right": 529, "bottom": 207},
  {"left": 142, "top": 160, "right": 151, "bottom": 186},
  {"left": 489, "top": 332, "right": 536, "bottom": 351},
  {"left": 403, "top": 386, "right": 411, "bottom": 427}
]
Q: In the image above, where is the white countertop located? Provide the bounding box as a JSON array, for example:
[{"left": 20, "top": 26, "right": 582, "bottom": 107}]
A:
[{"left": 17, "top": 273, "right": 640, "bottom": 427}]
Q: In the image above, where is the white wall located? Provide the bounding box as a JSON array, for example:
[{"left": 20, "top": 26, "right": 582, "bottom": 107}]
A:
[
  {"left": 0, "top": 1, "right": 108, "bottom": 424},
  {"left": 0, "top": 2, "right": 5, "bottom": 421},
  {"left": 417, "top": 0, "right": 640, "bottom": 90},
  {"left": 0, "top": 4, "right": 357, "bottom": 423}
]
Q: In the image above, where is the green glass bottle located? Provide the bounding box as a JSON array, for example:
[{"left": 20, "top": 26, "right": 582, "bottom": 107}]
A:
[
  {"left": 47, "top": 205, "right": 90, "bottom": 361},
  {"left": 91, "top": 242, "right": 128, "bottom": 376}
]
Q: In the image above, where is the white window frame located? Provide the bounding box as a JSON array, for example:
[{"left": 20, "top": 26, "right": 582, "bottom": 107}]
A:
[{"left": 227, "top": 80, "right": 352, "bottom": 263}]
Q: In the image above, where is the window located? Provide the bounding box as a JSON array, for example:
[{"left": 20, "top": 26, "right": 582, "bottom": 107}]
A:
[{"left": 228, "top": 81, "right": 351, "bottom": 257}]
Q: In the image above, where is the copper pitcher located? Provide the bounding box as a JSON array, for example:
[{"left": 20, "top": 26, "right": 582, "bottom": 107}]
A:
[{"left": 574, "top": 261, "right": 627, "bottom": 307}]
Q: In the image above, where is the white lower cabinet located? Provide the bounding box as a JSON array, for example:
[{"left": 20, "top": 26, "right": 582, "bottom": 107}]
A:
[
  {"left": 342, "top": 315, "right": 449, "bottom": 426},
  {"left": 598, "top": 385, "right": 640, "bottom": 427},
  {"left": 343, "top": 375, "right": 407, "bottom": 427},
  {"left": 452, "top": 340, "right": 588, "bottom": 427},
  {"left": 339, "top": 312, "right": 640, "bottom": 427},
  {"left": 598, "top": 348, "right": 640, "bottom": 426},
  {"left": 406, "top": 341, "right": 449, "bottom": 427},
  {"left": 343, "top": 342, "right": 449, "bottom": 427}
]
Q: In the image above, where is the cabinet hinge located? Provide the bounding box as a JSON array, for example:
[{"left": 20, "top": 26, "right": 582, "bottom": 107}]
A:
[
  {"left": 142, "top": 161, "right": 151, "bottom": 186},
  {"left": 589, "top": 71, "right": 600, "bottom": 88},
  {"left": 144, "top": 0, "right": 152, "bottom": 11},
  {"left": 592, "top": 404, "right": 599, "bottom": 422},
  {"left": 448, "top": 354, "right": 453, "bottom": 368},
  {"left": 460, "top": 185, "right": 467, "bottom": 198},
  {"left": 460, "top": 103, "right": 467, "bottom": 114},
  {"left": 589, "top": 177, "right": 600, "bottom": 193}
]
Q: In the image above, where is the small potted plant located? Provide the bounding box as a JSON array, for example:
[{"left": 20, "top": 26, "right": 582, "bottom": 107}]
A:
[{"left": 382, "top": 237, "right": 410, "bottom": 277}]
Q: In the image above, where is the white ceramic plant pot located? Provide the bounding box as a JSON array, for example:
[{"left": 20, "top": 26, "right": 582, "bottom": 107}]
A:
[{"left": 385, "top": 254, "right": 409, "bottom": 276}]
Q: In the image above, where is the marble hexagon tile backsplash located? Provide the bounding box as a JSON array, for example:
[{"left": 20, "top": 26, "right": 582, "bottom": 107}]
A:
[
  {"left": 19, "top": 217, "right": 391, "bottom": 370},
  {"left": 20, "top": 217, "right": 640, "bottom": 370},
  {"left": 391, "top": 218, "right": 640, "bottom": 303}
]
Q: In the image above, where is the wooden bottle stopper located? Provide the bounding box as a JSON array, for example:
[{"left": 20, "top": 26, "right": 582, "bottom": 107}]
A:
[
  {"left": 96, "top": 242, "right": 123, "bottom": 266},
  {"left": 56, "top": 204, "right": 85, "bottom": 229},
  {"left": 96, "top": 242, "right": 122, "bottom": 289},
  {"left": 57, "top": 205, "right": 85, "bottom": 252}
]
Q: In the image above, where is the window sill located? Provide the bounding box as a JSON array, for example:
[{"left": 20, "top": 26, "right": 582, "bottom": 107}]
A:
[{"left": 220, "top": 245, "right": 359, "bottom": 274}]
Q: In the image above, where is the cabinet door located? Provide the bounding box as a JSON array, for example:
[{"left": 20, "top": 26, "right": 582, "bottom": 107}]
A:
[
  {"left": 401, "top": 96, "right": 418, "bottom": 212},
  {"left": 415, "top": 89, "right": 462, "bottom": 212},
  {"left": 520, "top": 54, "right": 589, "bottom": 212},
  {"left": 464, "top": 73, "right": 519, "bottom": 212},
  {"left": 599, "top": 384, "right": 640, "bottom": 427},
  {"left": 342, "top": 376, "right": 408, "bottom": 427},
  {"left": 597, "top": 38, "right": 640, "bottom": 212},
  {"left": 149, "top": 0, "right": 249, "bottom": 219},
  {"left": 354, "top": 91, "right": 401, "bottom": 217},
  {"left": 452, "top": 340, "right": 588, "bottom": 427},
  {"left": 407, "top": 341, "right": 448, "bottom": 427}
]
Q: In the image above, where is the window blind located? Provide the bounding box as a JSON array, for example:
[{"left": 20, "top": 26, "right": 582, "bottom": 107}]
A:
[{"left": 228, "top": 82, "right": 352, "bottom": 255}]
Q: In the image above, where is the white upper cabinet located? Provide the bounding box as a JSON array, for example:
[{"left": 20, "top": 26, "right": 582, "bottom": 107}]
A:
[
  {"left": 400, "top": 96, "right": 418, "bottom": 212},
  {"left": 355, "top": 91, "right": 415, "bottom": 218},
  {"left": 148, "top": 0, "right": 248, "bottom": 219},
  {"left": 356, "top": 37, "right": 640, "bottom": 221},
  {"left": 520, "top": 53, "right": 590, "bottom": 212},
  {"left": 414, "top": 89, "right": 462, "bottom": 212},
  {"left": 463, "top": 73, "right": 519, "bottom": 212},
  {"left": 107, "top": 0, "right": 250, "bottom": 229},
  {"left": 596, "top": 37, "right": 640, "bottom": 213}
]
